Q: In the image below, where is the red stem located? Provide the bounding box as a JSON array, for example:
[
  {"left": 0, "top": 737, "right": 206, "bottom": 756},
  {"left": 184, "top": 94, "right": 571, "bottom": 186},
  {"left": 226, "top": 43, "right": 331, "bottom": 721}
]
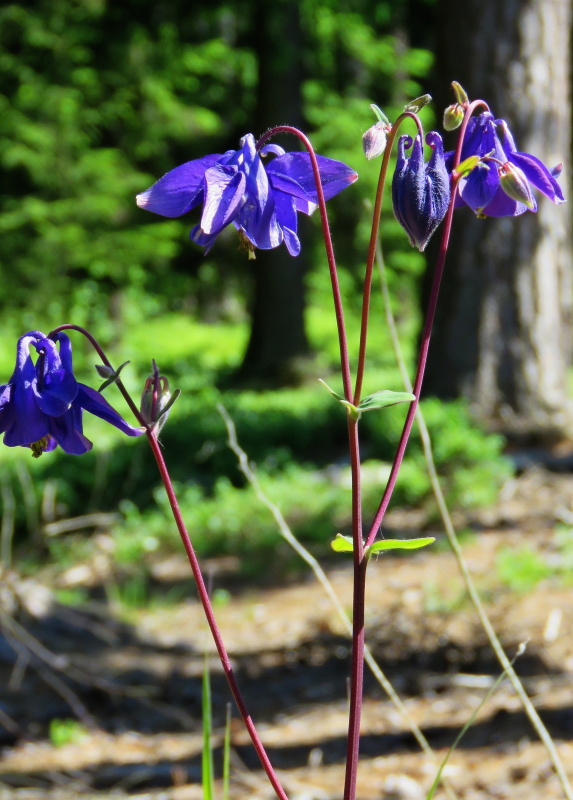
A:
[
  {"left": 49, "top": 324, "right": 290, "bottom": 800},
  {"left": 257, "top": 126, "right": 354, "bottom": 403},
  {"left": 354, "top": 112, "right": 423, "bottom": 406},
  {"left": 364, "top": 101, "right": 488, "bottom": 550},
  {"left": 146, "top": 432, "right": 290, "bottom": 800},
  {"left": 257, "top": 127, "right": 368, "bottom": 800}
]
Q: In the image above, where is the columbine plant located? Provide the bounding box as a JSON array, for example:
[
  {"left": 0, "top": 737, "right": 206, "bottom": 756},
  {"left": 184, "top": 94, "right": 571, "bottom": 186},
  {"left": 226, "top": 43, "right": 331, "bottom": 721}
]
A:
[{"left": 1, "top": 82, "right": 565, "bottom": 800}]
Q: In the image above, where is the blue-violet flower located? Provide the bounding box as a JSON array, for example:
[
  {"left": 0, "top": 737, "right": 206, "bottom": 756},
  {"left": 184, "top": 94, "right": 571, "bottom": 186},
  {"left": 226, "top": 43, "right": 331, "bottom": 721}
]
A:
[
  {"left": 450, "top": 111, "right": 565, "bottom": 217},
  {"left": 392, "top": 131, "right": 451, "bottom": 251},
  {"left": 136, "top": 133, "right": 357, "bottom": 257},
  {"left": 0, "top": 331, "right": 144, "bottom": 456}
]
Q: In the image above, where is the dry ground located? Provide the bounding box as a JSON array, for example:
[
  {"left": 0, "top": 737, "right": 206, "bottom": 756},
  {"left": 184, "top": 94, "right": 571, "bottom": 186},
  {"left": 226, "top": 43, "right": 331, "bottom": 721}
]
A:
[{"left": 1, "top": 466, "right": 573, "bottom": 800}]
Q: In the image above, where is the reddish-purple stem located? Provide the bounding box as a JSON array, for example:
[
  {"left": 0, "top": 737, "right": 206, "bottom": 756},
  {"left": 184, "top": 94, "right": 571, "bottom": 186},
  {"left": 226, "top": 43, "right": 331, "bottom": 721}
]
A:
[
  {"left": 256, "top": 126, "right": 354, "bottom": 403},
  {"left": 364, "top": 100, "right": 488, "bottom": 550},
  {"left": 49, "top": 323, "right": 290, "bottom": 800},
  {"left": 354, "top": 111, "right": 423, "bottom": 406},
  {"left": 257, "top": 127, "right": 367, "bottom": 800}
]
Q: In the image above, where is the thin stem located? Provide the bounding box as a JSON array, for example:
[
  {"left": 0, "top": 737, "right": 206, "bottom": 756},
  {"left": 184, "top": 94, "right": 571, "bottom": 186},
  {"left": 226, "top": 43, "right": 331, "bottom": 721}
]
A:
[
  {"left": 257, "top": 126, "right": 367, "bottom": 799},
  {"left": 256, "top": 126, "right": 354, "bottom": 402},
  {"left": 146, "top": 432, "right": 289, "bottom": 800},
  {"left": 354, "top": 111, "right": 423, "bottom": 406},
  {"left": 342, "top": 415, "right": 364, "bottom": 800},
  {"left": 48, "top": 323, "right": 145, "bottom": 426},
  {"left": 51, "top": 324, "right": 290, "bottom": 800},
  {"left": 364, "top": 184, "right": 457, "bottom": 548},
  {"left": 377, "top": 242, "right": 573, "bottom": 800},
  {"left": 363, "top": 101, "right": 488, "bottom": 549},
  {"left": 218, "top": 402, "right": 459, "bottom": 800}
]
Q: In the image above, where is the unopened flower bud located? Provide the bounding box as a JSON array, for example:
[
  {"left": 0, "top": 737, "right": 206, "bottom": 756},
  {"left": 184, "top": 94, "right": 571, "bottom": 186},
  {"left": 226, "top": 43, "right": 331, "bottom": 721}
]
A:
[
  {"left": 443, "top": 103, "right": 464, "bottom": 131},
  {"left": 362, "top": 121, "right": 389, "bottom": 160},
  {"left": 95, "top": 360, "right": 130, "bottom": 391},
  {"left": 499, "top": 162, "right": 536, "bottom": 209},
  {"left": 95, "top": 364, "right": 115, "bottom": 379},
  {"left": 551, "top": 163, "right": 563, "bottom": 179},
  {"left": 392, "top": 131, "right": 450, "bottom": 252},
  {"left": 140, "top": 361, "right": 180, "bottom": 434}
]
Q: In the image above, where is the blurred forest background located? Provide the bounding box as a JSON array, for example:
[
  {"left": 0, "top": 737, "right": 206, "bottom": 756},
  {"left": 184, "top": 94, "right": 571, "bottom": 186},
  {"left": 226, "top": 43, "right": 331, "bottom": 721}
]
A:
[{"left": 0, "top": 0, "right": 570, "bottom": 578}]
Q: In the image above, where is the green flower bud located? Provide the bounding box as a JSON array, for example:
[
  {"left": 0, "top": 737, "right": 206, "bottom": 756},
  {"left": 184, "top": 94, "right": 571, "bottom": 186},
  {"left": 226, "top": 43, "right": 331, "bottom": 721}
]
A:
[
  {"left": 443, "top": 103, "right": 464, "bottom": 131},
  {"left": 499, "top": 162, "right": 536, "bottom": 209}
]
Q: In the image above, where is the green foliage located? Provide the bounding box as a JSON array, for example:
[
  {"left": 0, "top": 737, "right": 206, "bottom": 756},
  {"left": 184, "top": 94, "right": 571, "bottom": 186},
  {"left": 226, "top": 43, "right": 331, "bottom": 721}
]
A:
[
  {"left": 0, "top": 0, "right": 509, "bottom": 586},
  {"left": 495, "top": 547, "right": 552, "bottom": 593},
  {"left": 0, "top": 0, "right": 435, "bottom": 338},
  {"left": 48, "top": 718, "right": 88, "bottom": 748},
  {"left": 495, "top": 527, "right": 573, "bottom": 593}
]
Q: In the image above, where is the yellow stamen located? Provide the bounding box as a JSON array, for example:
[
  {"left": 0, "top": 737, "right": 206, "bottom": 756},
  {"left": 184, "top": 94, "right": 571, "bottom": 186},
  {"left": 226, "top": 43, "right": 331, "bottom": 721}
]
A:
[
  {"left": 30, "top": 436, "right": 50, "bottom": 458},
  {"left": 238, "top": 230, "right": 256, "bottom": 260}
]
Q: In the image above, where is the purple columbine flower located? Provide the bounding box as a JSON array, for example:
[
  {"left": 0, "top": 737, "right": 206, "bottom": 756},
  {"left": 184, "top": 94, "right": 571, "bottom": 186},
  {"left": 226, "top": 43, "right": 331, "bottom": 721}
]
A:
[
  {"left": 0, "top": 331, "right": 143, "bottom": 457},
  {"left": 449, "top": 111, "right": 565, "bottom": 217},
  {"left": 392, "top": 131, "right": 451, "bottom": 251},
  {"left": 136, "top": 133, "right": 357, "bottom": 257}
]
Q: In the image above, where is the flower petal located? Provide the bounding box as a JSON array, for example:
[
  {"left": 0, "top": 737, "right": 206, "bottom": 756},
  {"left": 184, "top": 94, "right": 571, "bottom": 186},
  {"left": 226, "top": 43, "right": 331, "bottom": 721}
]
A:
[
  {"left": 75, "top": 384, "right": 144, "bottom": 437},
  {"left": 2, "top": 334, "right": 49, "bottom": 446},
  {"left": 48, "top": 412, "right": 93, "bottom": 455},
  {"left": 201, "top": 164, "right": 246, "bottom": 234},
  {"left": 459, "top": 161, "right": 500, "bottom": 214},
  {"left": 481, "top": 189, "right": 531, "bottom": 217},
  {"left": 34, "top": 368, "right": 78, "bottom": 416},
  {"left": 274, "top": 193, "right": 301, "bottom": 256},
  {"left": 508, "top": 151, "right": 565, "bottom": 204},
  {"left": 136, "top": 154, "right": 222, "bottom": 218},
  {"left": 266, "top": 153, "right": 358, "bottom": 208}
]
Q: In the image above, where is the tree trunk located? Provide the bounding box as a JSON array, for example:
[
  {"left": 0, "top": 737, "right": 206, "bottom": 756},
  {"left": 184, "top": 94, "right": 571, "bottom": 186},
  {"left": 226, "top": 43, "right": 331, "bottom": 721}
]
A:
[
  {"left": 238, "top": 0, "right": 310, "bottom": 384},
  {"left": 425, "top": 0, "right": 573, "bottom": 435}
]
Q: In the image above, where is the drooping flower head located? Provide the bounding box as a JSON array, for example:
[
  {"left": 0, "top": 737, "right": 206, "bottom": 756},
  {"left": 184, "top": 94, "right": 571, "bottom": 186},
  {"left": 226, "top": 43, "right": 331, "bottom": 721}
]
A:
[
  {"left": 0, "top": 331, "right": 143, "bottom": 457},
  {"left": 450, "top": 111, "right": 565, "bottom": 217},
  {"left": 392, "top": 131, "right": 451, "bottom": 251},
  {"left": 136, "top": 133, "right": 357, "bottom": 257}
]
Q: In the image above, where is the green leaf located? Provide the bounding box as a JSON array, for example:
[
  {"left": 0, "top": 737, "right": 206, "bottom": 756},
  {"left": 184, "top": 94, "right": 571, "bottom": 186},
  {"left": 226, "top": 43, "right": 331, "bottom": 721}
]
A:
[
  {"left": 358, "top": 390, "right": 415, "bottom": 412},
  {"left": 454, "top": 155, "right": 481, "bottom": 177},
  {"left": 331, "top": 533, "right": 357, "bottom": 552},
  {"left": 332, "top": 534, "right": 435, "bottom": 556},
  {"left": 318, "top": 379, "right": 360, "bottom": 421},
  {"left": 366, "top": 537, "right": 435, "bottom": 556}
]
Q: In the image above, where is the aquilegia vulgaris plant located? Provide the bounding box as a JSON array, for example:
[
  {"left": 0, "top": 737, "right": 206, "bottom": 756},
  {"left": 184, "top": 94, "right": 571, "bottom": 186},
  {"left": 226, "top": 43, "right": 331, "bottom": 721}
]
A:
[{"left": 2, "top": 82, "right": 568, "bottom": 800}]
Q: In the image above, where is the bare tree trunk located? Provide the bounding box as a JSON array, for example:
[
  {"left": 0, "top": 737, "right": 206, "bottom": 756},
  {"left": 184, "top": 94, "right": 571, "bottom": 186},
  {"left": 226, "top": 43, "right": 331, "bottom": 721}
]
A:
[
  {"left": 426, "top": 0, "right": 573, "bottom": 435},
  {"left": 238, "top": 0, "right": 310, "bottom": 384}
]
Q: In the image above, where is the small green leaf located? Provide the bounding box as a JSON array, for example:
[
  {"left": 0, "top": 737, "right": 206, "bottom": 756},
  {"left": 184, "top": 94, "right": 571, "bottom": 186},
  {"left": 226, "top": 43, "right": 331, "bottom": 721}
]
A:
[
  {"left": 370, "top": 103, "right": 391, "bottom": 126},
  {"left": 454, "top": 155, "right": 481, "bottom": 177},
  {"left": 318, "top": 379, "right": 361, "bottom": 421},
  {"left": 366, "top": 537, "right": 435, "bottom": 556},
  {"left": 358, "top": 390, "right": 415, "bottom": 412},
  {"left": 404, "top": 93, "right": 432, "bottom": 113},
  {"left": 331, "top": 533, "right": 357, "bottom": 552}
]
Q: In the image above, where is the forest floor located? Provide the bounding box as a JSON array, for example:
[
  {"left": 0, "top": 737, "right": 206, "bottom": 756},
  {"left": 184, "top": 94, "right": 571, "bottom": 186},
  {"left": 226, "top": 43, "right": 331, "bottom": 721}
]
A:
[{"left": 1, "top": 465, "right": 573, "bottom": 800}]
